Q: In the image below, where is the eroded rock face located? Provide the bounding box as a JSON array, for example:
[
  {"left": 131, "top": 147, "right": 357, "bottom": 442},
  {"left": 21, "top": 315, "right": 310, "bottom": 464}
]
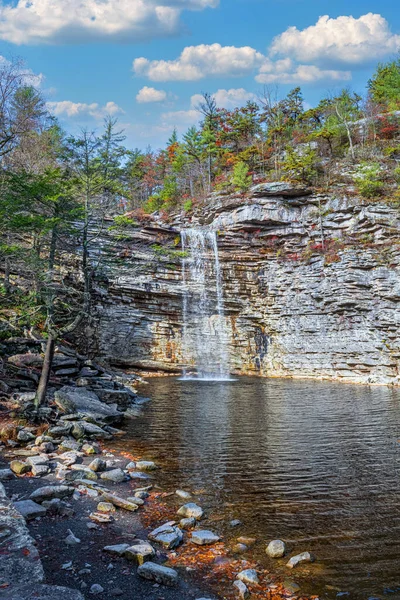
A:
[{"left": 88, "top": 184, "right": 400, "bottom": 386}]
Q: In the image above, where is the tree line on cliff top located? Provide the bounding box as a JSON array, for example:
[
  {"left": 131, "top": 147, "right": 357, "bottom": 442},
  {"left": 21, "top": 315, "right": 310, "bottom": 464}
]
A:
[{"left": 0, "top": 56, "right": 399, "bottom": 411}]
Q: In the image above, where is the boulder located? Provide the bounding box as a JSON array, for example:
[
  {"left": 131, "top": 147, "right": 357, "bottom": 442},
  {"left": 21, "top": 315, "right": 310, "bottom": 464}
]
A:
[
  {"left": 137, "top": 562, "right": 178, "bottom": 586},
  {"left": 100, "top": 468, "right": 127, "bottom": 483},
  {"left": 148, "top": 522, "right": 183, "bottom": 549},
  {"left": 30, "top": 485, "right": 74, "bottom": 503},
  {"left": 10, "top": 460, "right": 31, "bottom": 475},
  {"left": 177, "top": 502, "right": 203, "bottom": 520},
  {"left": 124, "top": 541, "right": 155, "bottom": 565},
  {"left": 266, "top": 539, "right": 286, "bottom": 558},
  {"left": 54, "top": 386, "right": 123, "bottom": 423}
]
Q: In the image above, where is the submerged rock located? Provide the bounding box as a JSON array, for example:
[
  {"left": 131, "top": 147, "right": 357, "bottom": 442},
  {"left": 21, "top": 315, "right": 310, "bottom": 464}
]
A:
[
  {"left": 237, "top": 569, "right": 259, "bottom": 585},
  {"left": 233, "top": 580, "right": 250, "bottom": 599},
  {"left": 191, "top": 530, "right": 220, "bottom": 545},
  {"left": 286, "top": 551, "right": 315, "bottom": 568}
]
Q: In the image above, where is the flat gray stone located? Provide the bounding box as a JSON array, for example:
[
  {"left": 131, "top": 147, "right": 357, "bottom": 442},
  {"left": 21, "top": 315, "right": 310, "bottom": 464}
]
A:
[
  {"left": 31, "top": 464, "right": 50, "bottom": 477},
  {"left": 30, "top": 485, "right": 74, "bottom": 503},
  {"left": 27, "top": 456, "right": 49, "bottom": 467},
  {"left": 14, "top": 500, "right": 47, "bottom": 520},
  {"left": 148, "top": 521, "right": 183, "bottom": 549},
  {"left": 191, "top": 530, "right": 220, "bottom": 545},
  {"left": 54, "top": 386, "right": 123, "bottom": 423},
  {"left": 137, "top": 562, "right": 178, "bottom": 586},
  {"left": 103, "top": 544, "right": 130, "bottom": 556}
]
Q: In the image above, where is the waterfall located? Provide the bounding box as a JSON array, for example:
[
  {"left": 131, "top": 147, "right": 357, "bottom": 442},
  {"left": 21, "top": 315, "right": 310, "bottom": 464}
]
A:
[{"left": 181, "top": 228, "right": 231, "bottom": 380}]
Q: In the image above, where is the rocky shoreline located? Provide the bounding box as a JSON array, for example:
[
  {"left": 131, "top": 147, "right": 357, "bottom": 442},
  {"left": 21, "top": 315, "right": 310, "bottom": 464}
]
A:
[{"left": 0, "top": 340, "right": 317, "bottom": 600}]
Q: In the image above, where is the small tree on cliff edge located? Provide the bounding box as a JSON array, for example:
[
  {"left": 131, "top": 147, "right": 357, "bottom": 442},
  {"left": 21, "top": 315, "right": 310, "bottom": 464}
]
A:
[{"left": 232, "top": 161, "right": 252, "bottom": 193}]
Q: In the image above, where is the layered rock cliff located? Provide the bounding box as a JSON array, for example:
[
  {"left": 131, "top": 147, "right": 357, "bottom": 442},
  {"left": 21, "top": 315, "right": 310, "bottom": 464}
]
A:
[{"left": 89, "top": 182, "right": 400, "bottom": 385}]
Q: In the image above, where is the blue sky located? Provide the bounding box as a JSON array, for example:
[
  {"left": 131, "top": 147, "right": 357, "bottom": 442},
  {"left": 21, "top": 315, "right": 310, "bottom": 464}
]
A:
[{"left": 1, "top": 0, "right": 399, "bottom": 149}]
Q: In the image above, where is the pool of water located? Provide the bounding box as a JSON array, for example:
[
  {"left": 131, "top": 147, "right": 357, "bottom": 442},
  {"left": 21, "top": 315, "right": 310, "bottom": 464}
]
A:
[{"left": 116, "top": 377, "right": 400, "bottom": 599}]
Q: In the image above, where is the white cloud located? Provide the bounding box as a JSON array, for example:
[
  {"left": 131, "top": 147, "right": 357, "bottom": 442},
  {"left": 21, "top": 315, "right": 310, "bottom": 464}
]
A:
[
  {"left": 133, "top": 43, "right": 264, "bottom": 81},
  {"left": 270, "top": 13, "right": 400, "bottom": 66},
  {"left": 190, "top": 88, "right": 256, "bottom": 109},
  {"left": 256, "top": 59, "right": 351, "bottom": 84},
  {"left": 136, "top": 86, "right": 167, "bottom": 103},
  {"left": 47, "top": 100, "right": 124, "bottom": 119},
  {"left": 0, "top": 0, "right": 219, "bottom": 45},
  {"left": 161, "top": 108, "right": 200, "bottom": 126}
]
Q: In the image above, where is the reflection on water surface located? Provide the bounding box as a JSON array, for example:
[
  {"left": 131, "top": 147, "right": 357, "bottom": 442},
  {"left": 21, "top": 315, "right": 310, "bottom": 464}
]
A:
[{"left": 116, "top": 377, "right": 400, "bottom": 599}]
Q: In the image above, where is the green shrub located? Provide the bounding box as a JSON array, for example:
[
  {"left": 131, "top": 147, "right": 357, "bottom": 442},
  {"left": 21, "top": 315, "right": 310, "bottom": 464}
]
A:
[
  {"left": 393, "top": 166, "right": 400, "bottom": 184},
  {"left": 112, "top": 215, "right": 136, "bottom": 227},
  {"left": 281, "top": 146, "right": 317, "bottom": 185},
  {"left": 143, "top": 195, "right": 164, "bottom": 213},
  {"left": 354, "top": 163, "right": 385, "bottom": 199},
  {"left": 183, "top": 199, "right": 193, "bottom": 212}
]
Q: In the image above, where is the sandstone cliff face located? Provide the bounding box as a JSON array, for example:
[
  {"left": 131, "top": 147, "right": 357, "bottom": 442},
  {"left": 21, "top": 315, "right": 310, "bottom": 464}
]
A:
[{"left": 91, "top": 183, "right": 400, "bottom": 385}]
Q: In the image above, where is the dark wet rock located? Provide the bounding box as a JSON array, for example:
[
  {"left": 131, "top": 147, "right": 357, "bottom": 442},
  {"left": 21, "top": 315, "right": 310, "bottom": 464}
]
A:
[
  {"left": 286, "top": 551, "right": 315, "bottom": 568},
  {"left": 137, "top": 562, "right": 178, "bottom": 586},
  {"left": 14, "top": 499, "right": 47, "bottom": 520},
  {"left": 30, "top": 485, "right": 74, "bottom": 503},
  {"left": 54, "top": 386, "right": 123, "bottom": 424},
  {"left": 266, "top": 539, "right": 286, "bottom": 558},
  {"left": 17, "top": 430, "right": 35, "bottom": 442},
  {"left": 95, "top": 389, "right": 131, "bottom": 409},
  {"left": 8, "top": 584, "right": 85, "bottom": 600},
  {"left": 0, "top": 468, "right": 14, "bottom": 480},
  {"left": 177, "top": 502, "right": 203, "bottom": 520},
  {"left": 100, "top": 468, "right": 127, "bottom": 483},
  {"left": 148, "top": 521, "right": 183, "bottom": 549},
  {"left": 48, "top": 424, "right": 72, "bottom": 437},
  {"left": 237, "top": 569, "right": 259, "bottom": 585},
  {"left": 191, "top": 530, "right": 220, "bottom": 545},
  {"left": 124, "top": 541, "right": 156, "bottom": 565},
  {"left": 89, "top": 584, "right": 104, "bottom": 595}
]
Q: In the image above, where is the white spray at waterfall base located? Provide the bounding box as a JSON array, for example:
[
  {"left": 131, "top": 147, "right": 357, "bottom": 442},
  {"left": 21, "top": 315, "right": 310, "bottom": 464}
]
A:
[{"left": 180, "top": 229, "right": 234, "bottom": 381}]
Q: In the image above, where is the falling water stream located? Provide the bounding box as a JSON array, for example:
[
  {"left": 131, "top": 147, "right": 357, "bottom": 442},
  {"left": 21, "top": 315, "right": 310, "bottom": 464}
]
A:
[{"left": 180, "top": 228, "right": 232, "bottom": 380}]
